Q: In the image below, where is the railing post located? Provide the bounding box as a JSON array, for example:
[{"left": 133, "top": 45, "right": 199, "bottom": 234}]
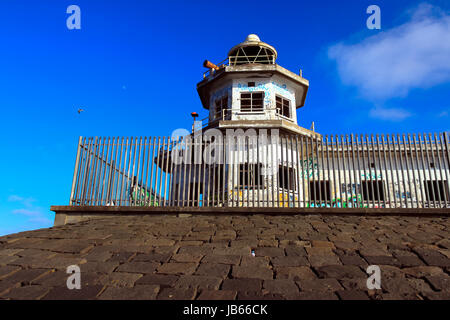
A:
[{"left": 70, "top": 136, "right": 83, "bottom": 205}]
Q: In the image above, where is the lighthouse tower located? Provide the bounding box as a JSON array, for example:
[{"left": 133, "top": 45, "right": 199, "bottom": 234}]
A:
[
  {"left": 197, "top": 34, "right": 317, "bottom": 138},
  {"left": 171, "top": 34, "right": 320, "bottom": 208}
]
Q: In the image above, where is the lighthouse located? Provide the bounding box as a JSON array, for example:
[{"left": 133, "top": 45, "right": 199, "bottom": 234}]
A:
[
  {"left": 197, "top": 34, "right": 317, "bottom": 138},
  {"left": 168, "top": 34, "right": 321, "bottom": 208}
]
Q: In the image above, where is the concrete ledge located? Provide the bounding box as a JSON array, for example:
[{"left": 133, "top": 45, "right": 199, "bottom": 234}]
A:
[{"left": 51, "top": 205, "right": 450, "bottom": 226}]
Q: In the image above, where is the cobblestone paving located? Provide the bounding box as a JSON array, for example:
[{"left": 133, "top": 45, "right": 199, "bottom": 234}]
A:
[{"left": 0, "top": 214, "right": 449, "bottom": 300}]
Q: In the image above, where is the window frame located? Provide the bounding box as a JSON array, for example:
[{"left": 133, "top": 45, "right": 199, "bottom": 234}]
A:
[
  {"left": 275, "top": 95, "right": 291, "bottom": 119},
  {"left": 214, "top": 95, "right": 228, "bottom": 119},
  {"left": 240, "top": 91, "right": 265, "bottom": 113},
  {"left": 278, "top": 165, "right": 296, "bottom": 191},
  {"left": 238, "top": 163, "right": 264, "bottom": 189}
]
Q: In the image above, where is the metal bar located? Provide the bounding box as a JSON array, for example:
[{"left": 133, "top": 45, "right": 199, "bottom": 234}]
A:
[
  {"left": 206, "top": 137, "right": 212, "bottom": 207},
  {"left": 429, "top": 133, "right": 442, "bottom": 207},
  {"left": 135, "top": 137, "right": 143, "bottom": 205},
  {"left": 441, "top": 132, "right": 450, "bottom": 207},
  {"left": 325, "top": 136, "right": 332, "bottom": 208},
  {"left": 81, "top": 137, "right": 94, "bottom": 205},
  {"left": 331, "top": 136, "right": 338, "bottom": 207},
  {"left": 271, "top": 134, "right": 276, "bottom": 208},
  {"left": 222, "top": 137, "right": 226, "bottom": 207},
  {"left": 379, "top": 135, "right": 391, "bottom": 208},
  {"left": 202, "top": 137, "right": 208, "bottom": 207},
  {"left": 334, "top": 135, "right": 342, "bottom": 208},
  {"left": 86, "top": 137, "right": 100, "bottom": 205},
  {"left": 101, "top": 137, "right": 112, "bottom": 205},
  {"left": 280, "top": 136, "right": 286, "bottom": 207},
  {"left": 355, "top": 134, "right": 364, "bottom": 208},
  {"left": 295, "top": 136, "right": 301, "bottom": 208},
  {"left": 350, "top": 134, "right": 360, "bottom": 208},
  {"left": 256, "top": 134, "right": 260, "bottom": 207},
  {"left": 148, "top": 137, "right": 156, "bottom": 206},
  {"left": 212, "top": 137, "right": 217, "bottom": 207},
  {"left": 422, "top": 134, "right": 436, "bottom": 208},
  {"left": 70, "top": 136, "right": 83, "bottom": 205},
  {"left": 185, "top": 135, "right": 196, "bottom": 207},
  {"left": 371, "top": 134, "right": 381, "bottom": 208},
  {"left": 113, "top": 137, "right": 124, "bottom": 206},
  {"left": 402, "top": 134, "right": 414, "bottom": 208},
  {"left": 418, "top": 134, "right": 429, "bottom": 207},
  {"left": 181, "top": 137, "right": 188, "bottom": 207},
  {"left": 198, "top": 137, "right": 205, "bottom": 207},
  {"left": 163, "top": 137, "right": 171, "bottom": 206},
  {"left": 108, "top": 137, "right": 119, "bottom": 205},
  {"left": 316, "top": 136, "right": 322, "bottom": 207},
  {"left": 345, "top": 135, "right": 353, "bottom": 208},
  {"left": 434, "top": 132, "right": 448, "bottom": 206},
  {"left": 412, "top": 134, "right": 425, "bottom": 208},
  {"left": 289, "top": 136, "right": 296, "bottom": 207},
  {"left": 276, "top": 134, "right": 280, "bottom": 208},
  {"left": 396, "top": 134, "right": 408, "bottom": 208},
  {"left": 73, "top": 137, "right": 87, "bottom": 205}
]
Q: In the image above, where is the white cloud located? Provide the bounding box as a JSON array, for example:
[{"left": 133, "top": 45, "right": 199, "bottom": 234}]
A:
[
  {"left": 328, "top": 3, "right": 450, "bottom": 101},
  {"left": 8, "top": 194, "right": 52, "bottom": 227},
  {"left": 12, "top": 208, "right": 42, "bottom": 217},
  {"left": 8, "top": 194, "right": 35, "bottom": 207},
  {"left": 369, "top": 106, "right": 412, "bottom": 121}
]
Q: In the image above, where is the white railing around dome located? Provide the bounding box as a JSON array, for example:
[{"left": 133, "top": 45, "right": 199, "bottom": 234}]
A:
[
  {"left": 202, "top": 54, "right": 276, "bottom": 79},
  {"left": 69, "top": 133, "right": 450, "bottom": 209}
]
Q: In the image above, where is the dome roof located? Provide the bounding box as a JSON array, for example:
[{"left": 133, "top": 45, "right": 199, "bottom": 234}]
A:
[{"left": 227, "top": 34, "right": 277, "bottom": 65}]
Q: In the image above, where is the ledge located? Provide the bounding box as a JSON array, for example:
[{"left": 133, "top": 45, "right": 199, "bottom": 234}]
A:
[{"left": 51, "top": 205, "right": 450, "bottom": 226}]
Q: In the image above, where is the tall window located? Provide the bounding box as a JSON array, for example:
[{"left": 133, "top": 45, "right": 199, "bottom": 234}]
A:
[
  {"left": 214, "top": 96, "right": 228, "bottom": 119},
  {"left": 238, "top": 163, "right": 264, "bottom": 189},
  {"left": 424, "top": 180, "right": 449, "bottom": 202},
  {"left": 309, "top": 180, "right": 331, "bottom": 202},
  {"left": 240, "top": 92, "right": 264, "bottom": 112},
  {"left": 276, "top": 95, "right": 291, "bottom": 118},
  {"left": 278, "top": 165, "right": 296, "bottom": 190},
  {"left": 361, "top": 180, "right": 385, "bottom": 201}
]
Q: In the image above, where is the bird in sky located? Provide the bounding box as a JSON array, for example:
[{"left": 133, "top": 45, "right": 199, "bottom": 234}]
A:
[{"left": 77, "top": 108, "right": 84, "bottom": 114}]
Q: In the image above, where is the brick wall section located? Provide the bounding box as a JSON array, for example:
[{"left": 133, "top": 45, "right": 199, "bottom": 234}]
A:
[{"left": 0, "top": 214, "right": 449, "bottom": 300}]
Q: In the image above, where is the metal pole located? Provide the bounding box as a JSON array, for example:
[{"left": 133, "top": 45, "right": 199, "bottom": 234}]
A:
[{"left": 70, "top": 136, "right": 83, "bottom": 205}]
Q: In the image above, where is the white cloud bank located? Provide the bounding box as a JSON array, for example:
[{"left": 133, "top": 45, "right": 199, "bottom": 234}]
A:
[{"left": 328, "top": 4, "right": 450, "bottom": 102}]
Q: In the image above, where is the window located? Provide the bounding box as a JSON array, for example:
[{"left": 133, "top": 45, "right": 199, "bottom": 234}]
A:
[
  {"left": 424, "top": 180, "right": 448, "bottom": 202},
  {"left": 278, "top": 166, "right": 296, "bottom": 190},
  {"left": 361, "top": 180, "right": 385, "bottom": 201},
  {"left": 248, "top": 82, "right": 255, "bottom": 87},
  {"left": 240, "top": 92, "right": 264, "bottom": 112},
  {"left": 276, "top": 95, "right": 291, "bottom": 118},
  {"left": 214, "top": 96, "right": 228, "bottom": 119},
  {"left": 238, "top": 163, "right": 264, "bottom": 189},
  {"left": 309, "top": 180, "right": 331, "bottom": 202}
]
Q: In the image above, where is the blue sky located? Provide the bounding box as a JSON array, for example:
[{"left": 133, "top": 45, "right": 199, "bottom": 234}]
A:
[{"left": 0, "top": 0, "right": 449, "bottom": 236}]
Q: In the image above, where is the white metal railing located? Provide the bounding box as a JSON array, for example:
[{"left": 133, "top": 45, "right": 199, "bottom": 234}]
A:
[{"left": 69, "top": 133, "right": 450, "bottom": 209}]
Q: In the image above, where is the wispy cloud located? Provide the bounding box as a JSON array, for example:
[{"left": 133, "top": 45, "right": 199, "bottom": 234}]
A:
[
  {"left": 369, "top": 106, "right": 413, "bottom": 121},
  {"left": 8, "top": 194, "right": 35, "bottom": 207},
  {"left": 12, "top": 208, "right": 42, "bottom": 216},
  {"left": 8, "top": 194, "right": 52, "bottom": 227},
  {"left": 328, "top": 3, "right": 450, "bottom": 101}
]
